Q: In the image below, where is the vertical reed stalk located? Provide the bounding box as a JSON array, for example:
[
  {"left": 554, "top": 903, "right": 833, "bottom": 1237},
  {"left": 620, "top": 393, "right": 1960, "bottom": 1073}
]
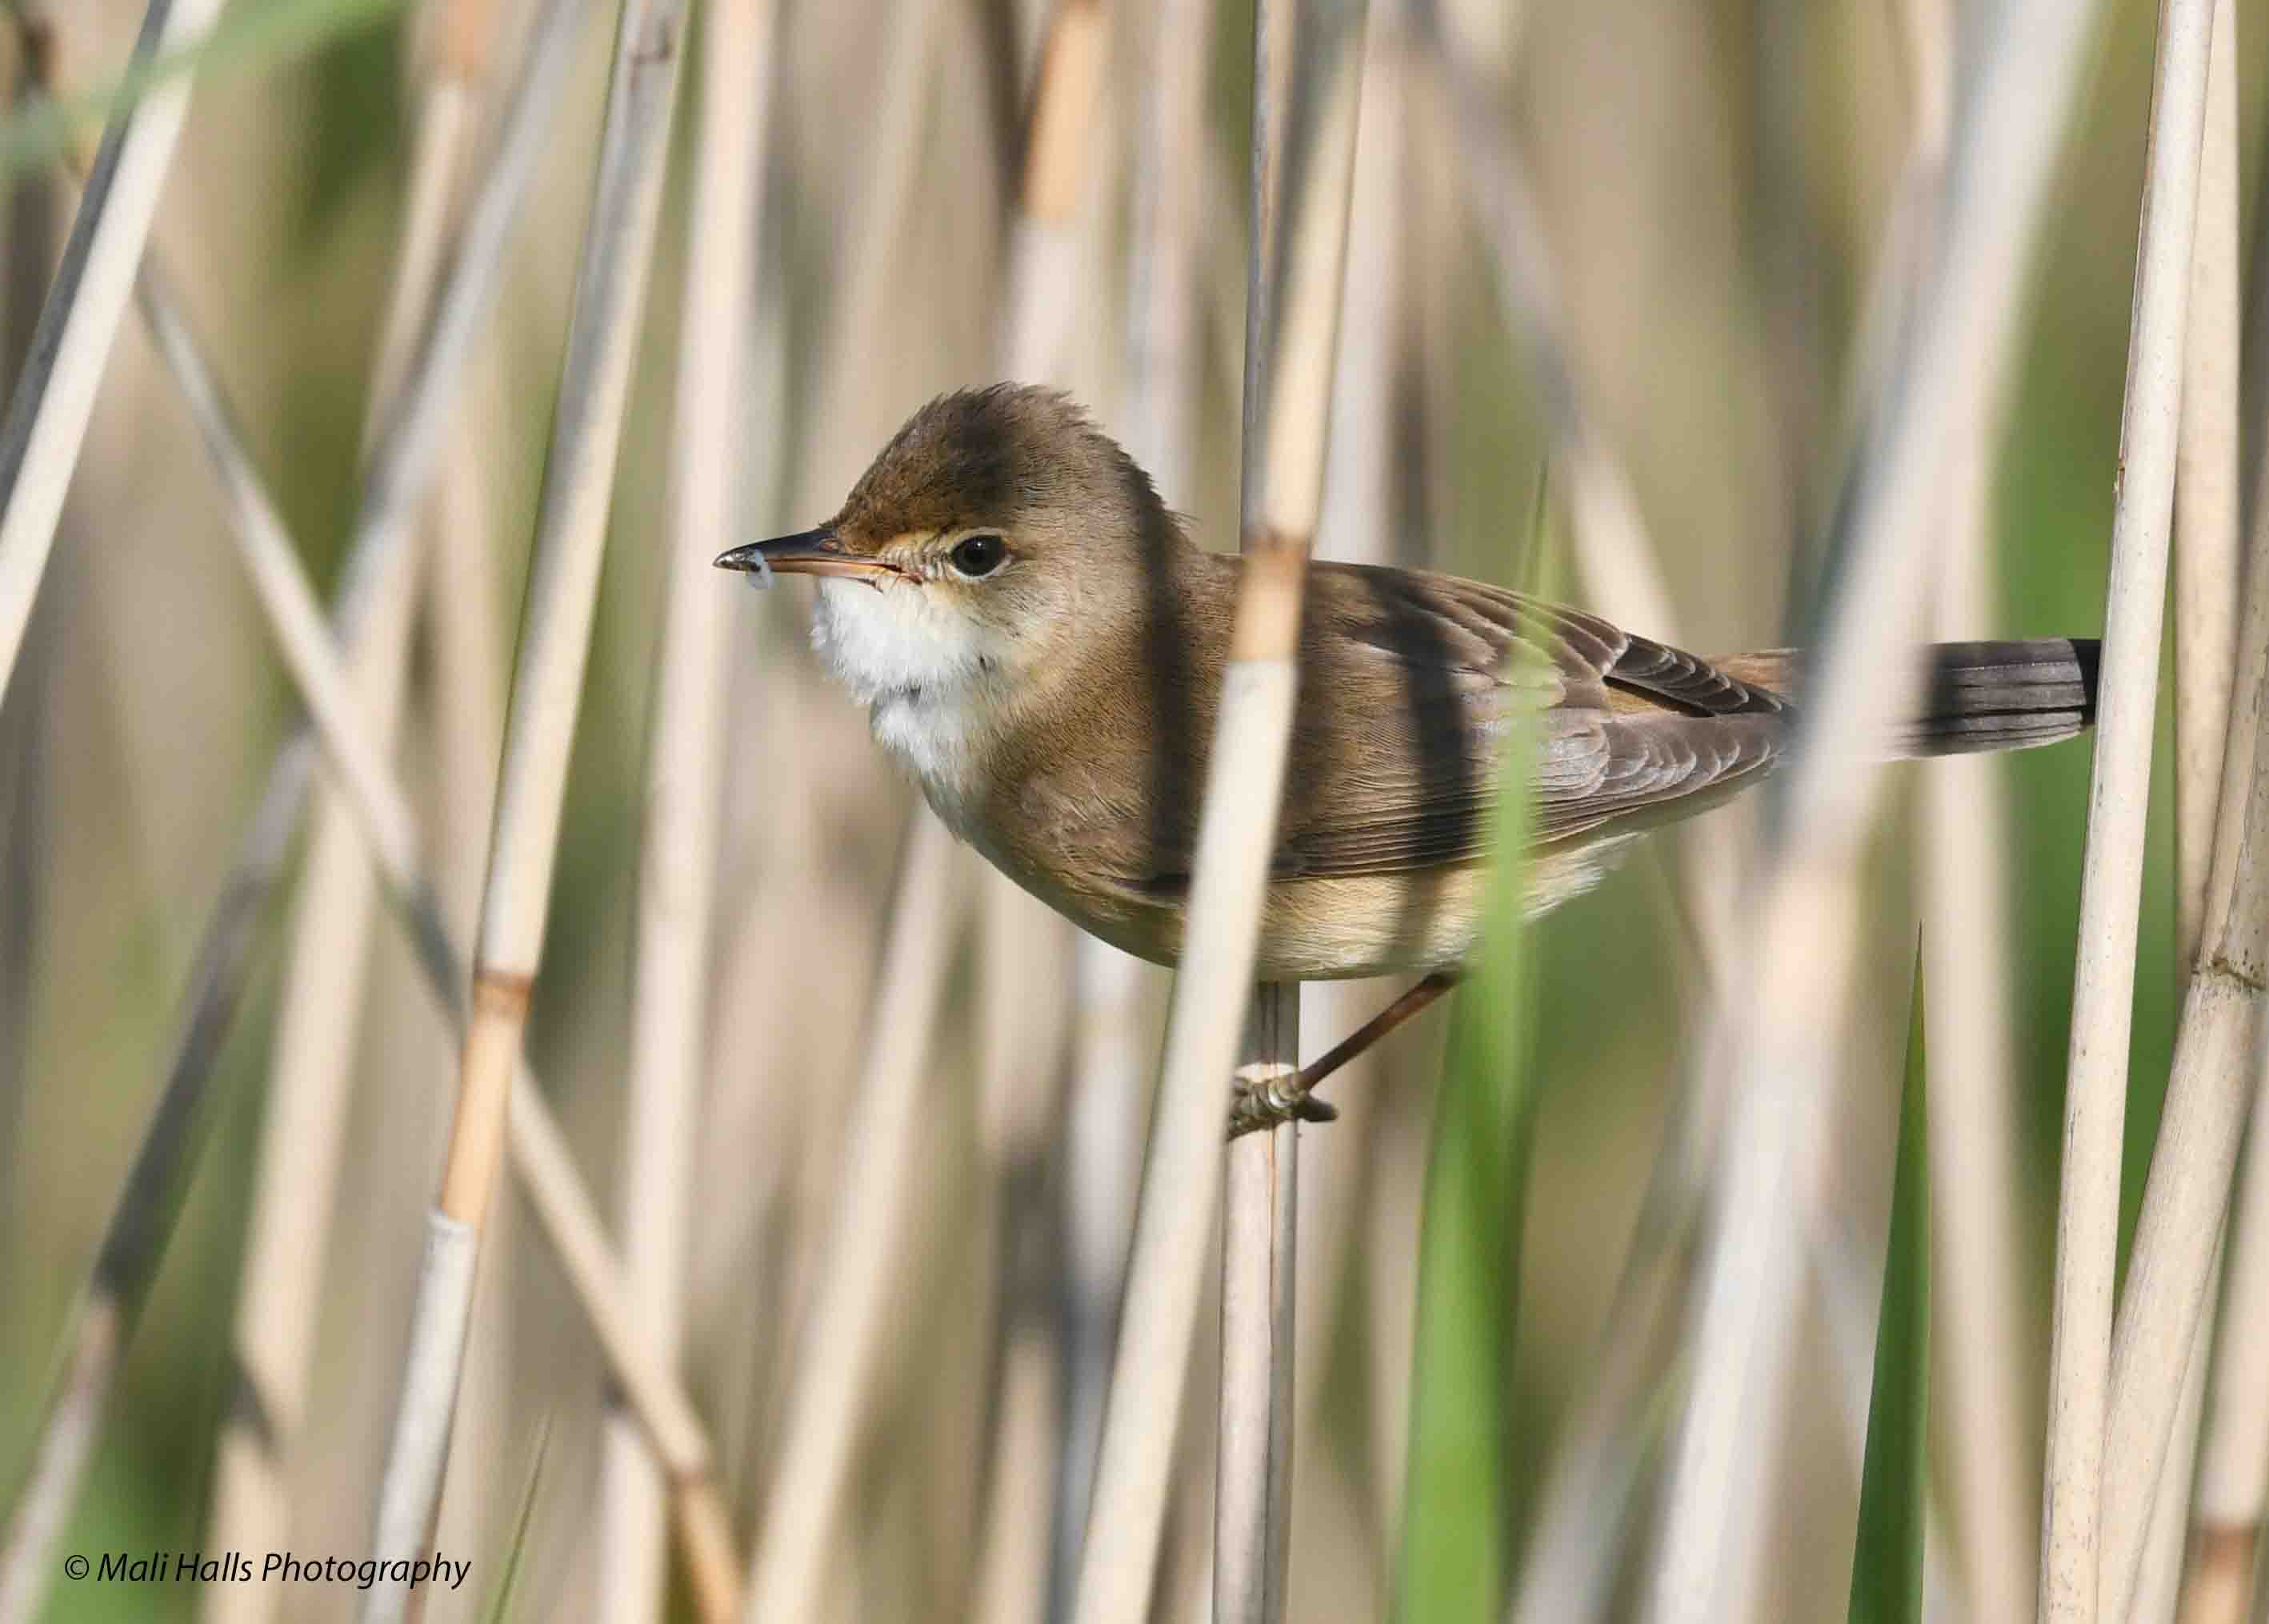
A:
[
  {"left": 739, "top": 814, "right": 970, "bottom": 1623},
  {"left": 198, "top": 7, "right": 482, "bottom": 1570},
  {"left": 1644, "top": 0, "right": 2107, "bottom": 1611},
  {"left": 141, "top": 233, "right": 746, "bottom": 1624},
  {"left": 84, "top": 98, "right": 740, "bottom": 1621},
  {"left": 363, "top": 2, "right": 690, "bottom": 1614},
  {"left": 2095, "top": 33, "right": 2269, "bottom": 1596},
  {"left": 1071, "top": 3, "right": 1366, "bottom": 1621},
  {"left": 593, "top": 0, "right": 774, "bottom": 1617},
  {"left": 2185, "top": 329, "right": 2269, "bottom": 1611},
  {"left": 0, "top": 3, "right": 534, "bottom": 1613},
  {"left": 968, "top": 6, "right": 1103, "bottom": 1617},
  {"left": 1922, "top": 431, "right": 2037, "bottom": 1624},
  {"left": 2135, "top": 1228, "right": 2219, "bottom": 1621},
  {"left": 2098, "top": 637, "right": 2268, "bottom": 1622},
  {"left": 2171, "top": 0, "right": 2243, "bottom": 974},
  {"left": 2129, "top": 3, "right": 2243, "bottom": 1615},
  {"left": 0, "top": 0, "right": 225, "bottom": 706},
  {"left": 2038, "top": 0, "right": 2215, "bottom": 1615},
  {"left": 1053, "top": 0, "right": 1207, "bottom": 1606},
  {"left": 1899, "top": 1, "right": 2035, "bottom": 1615},
  {"left": 2183, "top": 1081, "right": 2269, "bottom": 1620}
]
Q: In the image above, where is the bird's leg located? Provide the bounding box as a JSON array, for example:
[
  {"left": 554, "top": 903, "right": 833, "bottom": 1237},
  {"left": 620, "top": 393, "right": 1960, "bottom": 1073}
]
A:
[{"left": 1227, "top": 971, "right": 1462, "bottom": 1138}]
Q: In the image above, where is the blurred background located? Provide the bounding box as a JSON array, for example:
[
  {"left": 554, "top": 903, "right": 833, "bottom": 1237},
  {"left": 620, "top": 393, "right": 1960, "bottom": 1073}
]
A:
[{"left": 0, "top": 0, "right": 2259, "bottom": 1618}]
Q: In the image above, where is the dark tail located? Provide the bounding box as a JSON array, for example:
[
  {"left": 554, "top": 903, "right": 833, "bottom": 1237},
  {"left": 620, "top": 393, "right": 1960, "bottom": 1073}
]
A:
[
  {"left": 1911, "top": 638, "right": 2101, "bottom": 755},
  {"left": 1711, "top": 638, "right": 2101, "bottom": 757}
]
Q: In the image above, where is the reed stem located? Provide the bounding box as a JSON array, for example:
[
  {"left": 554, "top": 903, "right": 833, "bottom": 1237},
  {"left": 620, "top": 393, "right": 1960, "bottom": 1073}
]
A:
[
  {"left": 364, "top": 1, "right": 691, "bottom": 1614},
  {"left": 1071, "top": 2, "right": 1367, "bottom": 1620},
  {"left": 2039, "top": 0, "right": 2215, "bottom": 1614},
  {"left": 0, "top": 0, "right": 225, "bottom": 706},
  {"left": 594, "top": 0, "right": 776, "bottom": 1617},
  {"left": 1646, "top": 0, "right": 2108, "bottom": 1611}
]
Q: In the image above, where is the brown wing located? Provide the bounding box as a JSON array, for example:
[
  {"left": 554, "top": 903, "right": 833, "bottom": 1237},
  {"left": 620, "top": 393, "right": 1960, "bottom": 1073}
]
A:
[{"left": 1273, "top": 564, "right": 1789, "bottom": 879}]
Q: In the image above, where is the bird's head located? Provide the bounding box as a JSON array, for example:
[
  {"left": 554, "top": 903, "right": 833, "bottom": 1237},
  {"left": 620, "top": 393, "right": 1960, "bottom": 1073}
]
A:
[{"left": 716, "top": 385, "right": 1183, "bottom": 737}]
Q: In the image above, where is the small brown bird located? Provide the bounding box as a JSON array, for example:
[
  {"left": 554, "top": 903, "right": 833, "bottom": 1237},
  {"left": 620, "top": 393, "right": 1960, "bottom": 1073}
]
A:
[{"left": 718, "top": 384, "right": 2098, "bottom": 989}]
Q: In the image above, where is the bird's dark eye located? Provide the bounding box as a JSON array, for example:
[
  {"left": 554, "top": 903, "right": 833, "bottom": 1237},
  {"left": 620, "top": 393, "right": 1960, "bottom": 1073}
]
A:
[{"left": 950, "top": 534, "right": 1007, "bottom": 577}]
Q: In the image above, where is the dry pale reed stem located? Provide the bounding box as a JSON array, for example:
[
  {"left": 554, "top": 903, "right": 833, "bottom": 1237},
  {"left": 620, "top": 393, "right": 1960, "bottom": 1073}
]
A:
[
  {"left": 2186, "top": 419, "right": 2269, "bottom": 1624},
  {"left": 1904, "top": 2, "right": 2031, "bottom": 1598},
  {"left": 110, "top": 45, "right": 729, "bottom": 1611},
  {"left": 202, "top": 10, "right": 485, "bottom": 1605},
  {"left": 0, "top": 18, "right": 476, "bottom": 1612},
  {"left": 0, "top": 4, "right": 576, "bottom": 1615},
  {"left": 2135, "top": 1228, "right": 2221, "bottom": 1622},
  {"left": 2097, "top": 34, "right": 2268, "bottom": 1612},
  {"left": 974, "top": 1331, "right": 1062, "bottom": 1624},
  {"left": 0, "top": 0, "right": 225, "bottom": 705},
  {"left": 1218, "top": 987, "right": 1300, "bottom": 1624},
  {"left": 740, "top": 814, "right": 969, "bottom": 1623},
  {"left": 1073, "top": 2, "right": 1366, "bottom": 1620},
  {"left": 1215, "top": 2, "right": 1363, "bottom": 1615},
  {"left": 1052, "top": 0, "right": 1209, "bottom": 1601},
  {"left": 1645, "top": 0, "right": 2107, "bottom": 1612},
  {"left": 791, "top": 0, "right": 948, "bottom": 521},
  {"left": 1922, "top": 431, "right": 2037, "bottom": 1624},
  {"left": 2171, "top": 0, "right": 2243, "bottom": 974},
  {"left": 2039, "top": 0, "right": 2215, "bottom": 1616},
  {"left": 136, "top": 267, "right": 429, "bottom": 904},
  {"left": 1294, "top": 14, "right": 1411, "bottom": 1597},
  {"left": 0, "top": 5, "right": 592, "bottom": 1611},
  {"left": 2185, "top": 1079, "right": 2269, "bottom": 1622},
  {"left": 2131, "top": 3, "right": 2245, "bottom": 1616},
  {"left": 1000, "top": 0, "right": 1102, "bottom": 382},
  {"left": 135, "top": 251, "right": 739, "bottom": 1622},
  {"left": 365, "top": 2, "right": 691, "bottom": 1614},
  {"left": 593, "top": 0, "right": 775, "bottom": 1618},
  {"left": 0, "top": 1299, "right": 117, "bottom": 1624},
  {"left": 966, "top": 7, "right": 1106, "bottom": 1618}
]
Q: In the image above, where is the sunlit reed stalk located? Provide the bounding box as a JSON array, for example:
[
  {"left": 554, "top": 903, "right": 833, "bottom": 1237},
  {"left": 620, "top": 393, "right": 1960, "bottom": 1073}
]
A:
[
  {"left": 1644, "top": 0, "right": 2108, "bottom": 1613},
  {"left": 2185, "top": 1094, "right": 2269, "bottom": 1621},
  {"left": 0, "top": 4, "right": 638, "bottom": 1612},
  {"left": 1871, "top": 0, "right": 2036, "bottom": 1614},
  {"left": 2136, "top": 1230, "right": 2219, "bottom": 1621},
  {"left": 739, "top": 814, "right": 970, "bottom": 1623},
  {"left": 709, "top": 1, "right": 958, "bottom": 1617},
  {"left": 1052, "top": 1, "right": 1207, "bottom": 1607},
  {"left": 2171, "top": 0, "right": 2242, "bottom": 976},
  {"left": 1213, "top": 4, "right": 1367, "bottom": 1610},
  {"left": 2097, "top": 81, "right": 2268, "bottom": 1617},
  {"left": 2035, "top": 0, "right": 2215, "bottom": 1617},
  {"left": 2098, "top": 609, "right": 2266, "bottom": 1618},
  {"left": 1499, "top": 0, "right": 1950, "bottom": 1598},
  {"left": 1294, "top": 10, "right": 1409, "bottom": 1603},
  {"left": 202, "top": 6, "right": 494, "bottom": 1610},
  {"left": 1070, "top": 3, "right": 1367, "bottom": 1621},
  {"left": 2127, "top": 4, "right": 2244, "bottom": 1617},
  {"left": 363, "top": 1, "right": 691, "bottom": 1615},
  {"left": 0, "top": 0, "right": 223, "bottom": 709},
  {"left": 2185, "top": 433, "right": 2269, "bottom": 1624},
  {"left": 0, "top": 2, "right": 533, "bottom": 1614},
  {"left": 590, "top": 1, "right": 774, "bottom": 1618},
  {"left": 1922, "top": 433, "right": 2037, "bottom": 1624},
  {"left": 118, "top": 190, "right": 742, "bottom": 1622},
  {"left": 965, "top": 5, "right": 1103, "bottom": 1618}
]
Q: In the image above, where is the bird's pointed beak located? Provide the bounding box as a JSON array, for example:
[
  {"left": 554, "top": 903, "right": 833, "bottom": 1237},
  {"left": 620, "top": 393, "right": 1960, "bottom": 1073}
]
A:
[{"left": 714, "top": 527, "right": 898, "bottom": 582}]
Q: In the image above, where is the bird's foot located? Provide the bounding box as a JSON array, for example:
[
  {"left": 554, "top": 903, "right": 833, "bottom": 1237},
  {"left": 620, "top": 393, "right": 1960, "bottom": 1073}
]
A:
[{"left": 1227, "top": 1062, "right": 1338, "bottom": 1140}]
